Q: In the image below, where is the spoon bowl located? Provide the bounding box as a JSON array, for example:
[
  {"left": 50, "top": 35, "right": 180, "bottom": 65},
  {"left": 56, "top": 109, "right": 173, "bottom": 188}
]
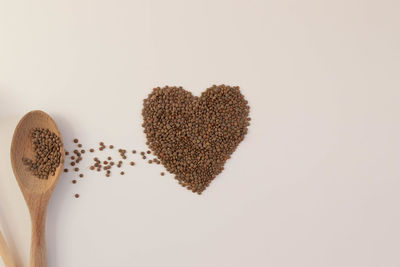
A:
[{"left": 10, "top": 110, "right": 64, "bottom": 267}]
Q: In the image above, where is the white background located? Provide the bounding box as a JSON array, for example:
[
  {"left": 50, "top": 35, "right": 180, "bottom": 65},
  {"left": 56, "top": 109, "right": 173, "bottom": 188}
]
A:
[{"left": 1, "top": 0, "right": 400, "bottom": 266}]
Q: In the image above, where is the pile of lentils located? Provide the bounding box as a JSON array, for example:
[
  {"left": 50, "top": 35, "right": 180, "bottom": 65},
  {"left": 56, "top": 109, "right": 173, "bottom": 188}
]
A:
[
  {"left": 22, "top": 128, "right": 63, "bottom": 179},
  {"left": 62, "top": 84, "right": 251, "bottom": 197},
  {"left": 142, "top": 84, "right": 250, "bottom": 194}
]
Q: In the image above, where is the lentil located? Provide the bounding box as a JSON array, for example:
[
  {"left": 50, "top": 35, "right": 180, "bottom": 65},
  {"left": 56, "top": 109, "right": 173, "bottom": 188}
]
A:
[
  {"left": 142, "top": 85, "right": 250, "bottom": 194},
  {"left": 22, "top": 128, "right": 63, "bottom": 179}
]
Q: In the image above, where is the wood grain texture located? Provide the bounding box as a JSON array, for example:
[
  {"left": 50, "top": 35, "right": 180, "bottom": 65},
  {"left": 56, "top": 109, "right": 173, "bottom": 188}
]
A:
[
  {"left": 0, "top": 231, "right": 17, "bottom": 267},
  {"left": 10, "top": 110, "right": 64, "bottom": 267}
]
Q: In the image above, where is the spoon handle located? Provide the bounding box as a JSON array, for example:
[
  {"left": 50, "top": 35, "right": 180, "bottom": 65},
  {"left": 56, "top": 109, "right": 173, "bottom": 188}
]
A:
[
  {"left": 30, "top": 205, "right": 47, "bottom": 267},
  {"left": 0, "top": 230, "right": 17, "bottom": 267}
]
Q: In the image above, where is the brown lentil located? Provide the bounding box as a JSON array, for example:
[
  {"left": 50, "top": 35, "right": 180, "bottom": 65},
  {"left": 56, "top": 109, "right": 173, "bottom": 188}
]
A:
[
  {"left": 22, "top": 128, "right": 63, "bottom": 179},
  {"left": 142, "top": 85, "right": 250, "bottom": 194}
]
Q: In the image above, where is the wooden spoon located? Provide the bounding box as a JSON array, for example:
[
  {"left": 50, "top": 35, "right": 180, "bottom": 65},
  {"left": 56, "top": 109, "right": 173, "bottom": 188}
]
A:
[{"left": 10, "top": 110, "right": 64, "bottom": 267}]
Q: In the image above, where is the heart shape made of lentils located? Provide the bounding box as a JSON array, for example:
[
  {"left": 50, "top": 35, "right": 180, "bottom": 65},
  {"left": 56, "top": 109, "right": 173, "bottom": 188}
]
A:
[{"left": 142, "top": 85, "right": 250, "bottom": 194}]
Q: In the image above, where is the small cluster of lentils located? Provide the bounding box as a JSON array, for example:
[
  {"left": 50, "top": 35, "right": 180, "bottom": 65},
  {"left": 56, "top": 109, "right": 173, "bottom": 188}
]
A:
[
  {"left": 22, "top": 128, "right": 63, "bottom": 179},
  {"left": 142, "top": 85, "right": 250, "bottom": 194},
  {"left": 64, "top": 139, "right": 165, "bottom": 198}
]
